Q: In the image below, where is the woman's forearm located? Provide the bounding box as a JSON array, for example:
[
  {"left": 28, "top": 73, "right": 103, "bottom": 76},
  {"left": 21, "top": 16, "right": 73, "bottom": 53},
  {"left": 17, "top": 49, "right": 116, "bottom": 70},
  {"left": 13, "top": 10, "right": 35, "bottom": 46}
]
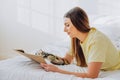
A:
[{"left": 57, "top": 68, "right": 97, "bottom": 78}]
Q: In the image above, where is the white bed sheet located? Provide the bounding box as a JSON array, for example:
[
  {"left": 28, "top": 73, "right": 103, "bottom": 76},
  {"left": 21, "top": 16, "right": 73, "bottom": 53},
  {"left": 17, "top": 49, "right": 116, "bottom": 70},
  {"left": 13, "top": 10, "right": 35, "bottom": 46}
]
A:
[{"left": 0, "top": 56, "right": 120, "bottom": 80}]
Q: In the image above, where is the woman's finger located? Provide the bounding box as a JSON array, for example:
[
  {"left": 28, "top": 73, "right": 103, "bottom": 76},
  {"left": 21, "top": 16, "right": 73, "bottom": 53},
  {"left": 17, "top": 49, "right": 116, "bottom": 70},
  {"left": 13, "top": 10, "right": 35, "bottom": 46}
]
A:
[
  {"left": 40, "top": 63, "right": 47, "bottom": 67},
  {"left": 44, "top": 67, "right": 49, "bottom": 72}
]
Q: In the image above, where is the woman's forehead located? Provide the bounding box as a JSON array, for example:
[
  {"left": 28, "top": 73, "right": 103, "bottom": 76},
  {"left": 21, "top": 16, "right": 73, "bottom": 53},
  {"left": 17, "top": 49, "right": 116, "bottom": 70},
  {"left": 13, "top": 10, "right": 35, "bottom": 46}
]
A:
[{"left": 64, "top": 18, "right": 71, "bottom": 23}]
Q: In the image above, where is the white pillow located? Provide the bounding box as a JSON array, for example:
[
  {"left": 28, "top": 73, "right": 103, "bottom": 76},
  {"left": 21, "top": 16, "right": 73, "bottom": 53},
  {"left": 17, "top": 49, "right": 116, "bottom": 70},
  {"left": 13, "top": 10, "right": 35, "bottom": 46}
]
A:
[{"left": 91, "top": 15, "right": 120, "bottom": 49}]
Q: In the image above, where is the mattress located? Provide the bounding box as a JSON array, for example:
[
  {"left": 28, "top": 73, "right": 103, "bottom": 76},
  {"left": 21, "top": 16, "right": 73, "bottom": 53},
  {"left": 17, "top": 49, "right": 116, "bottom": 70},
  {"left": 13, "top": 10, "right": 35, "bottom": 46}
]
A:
[{"left": 0, "top": 56, "right": 120, "bottom": 80}]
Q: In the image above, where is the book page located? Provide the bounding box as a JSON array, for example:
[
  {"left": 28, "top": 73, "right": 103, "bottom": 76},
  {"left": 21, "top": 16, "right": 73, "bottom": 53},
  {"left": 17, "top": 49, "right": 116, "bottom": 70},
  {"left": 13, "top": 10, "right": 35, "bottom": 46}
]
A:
[{"left": 14, "top": 49, "right": 46, "bottom": 64}]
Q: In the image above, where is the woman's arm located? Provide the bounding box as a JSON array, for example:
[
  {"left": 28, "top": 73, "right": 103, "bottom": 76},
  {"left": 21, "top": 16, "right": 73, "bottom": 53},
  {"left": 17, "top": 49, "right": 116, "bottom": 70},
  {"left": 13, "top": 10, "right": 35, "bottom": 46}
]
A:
[
  {"left": 41, "top": 62, "right": 103, "bottom": 78},
  {"left": 58, "top": 62, "right": 102, "bottom": 78},
  {"left": 62, "top": 53, "right": 74, "bottom": 64}
]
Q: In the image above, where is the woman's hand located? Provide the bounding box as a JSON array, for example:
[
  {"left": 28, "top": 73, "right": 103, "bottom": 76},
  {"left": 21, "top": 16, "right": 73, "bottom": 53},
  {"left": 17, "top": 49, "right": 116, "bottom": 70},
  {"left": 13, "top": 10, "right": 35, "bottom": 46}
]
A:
[{"left": 40, "top": 63, "right": 60, "bottom": 72}]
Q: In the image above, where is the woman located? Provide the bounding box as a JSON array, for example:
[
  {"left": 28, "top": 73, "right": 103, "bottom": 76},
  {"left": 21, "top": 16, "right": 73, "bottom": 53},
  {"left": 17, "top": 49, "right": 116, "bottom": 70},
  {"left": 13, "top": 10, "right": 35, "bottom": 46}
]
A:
[{"left": 40, "top": 7, "right": 120, "bottom": 78}]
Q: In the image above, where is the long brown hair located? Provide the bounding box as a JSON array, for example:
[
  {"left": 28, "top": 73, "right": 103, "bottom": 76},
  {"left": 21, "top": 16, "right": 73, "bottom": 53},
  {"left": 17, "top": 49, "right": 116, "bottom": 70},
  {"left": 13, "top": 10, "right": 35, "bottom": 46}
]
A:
[{"left": 64, "top": 7, "right": 90, "bottom": 67}]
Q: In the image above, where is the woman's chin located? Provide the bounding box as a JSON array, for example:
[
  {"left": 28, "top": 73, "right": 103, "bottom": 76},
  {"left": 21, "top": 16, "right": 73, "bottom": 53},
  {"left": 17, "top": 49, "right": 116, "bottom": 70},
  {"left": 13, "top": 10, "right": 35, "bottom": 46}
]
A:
[{"left": 69, "top": 35, "right": 74, "bottom": 38}]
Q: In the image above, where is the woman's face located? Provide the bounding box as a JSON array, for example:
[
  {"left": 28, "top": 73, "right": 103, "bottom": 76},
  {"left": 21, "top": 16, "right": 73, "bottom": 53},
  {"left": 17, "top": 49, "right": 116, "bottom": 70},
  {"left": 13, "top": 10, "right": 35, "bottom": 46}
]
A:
[{"left": 64, "top": 18, "right": 78, "bottom": 38}]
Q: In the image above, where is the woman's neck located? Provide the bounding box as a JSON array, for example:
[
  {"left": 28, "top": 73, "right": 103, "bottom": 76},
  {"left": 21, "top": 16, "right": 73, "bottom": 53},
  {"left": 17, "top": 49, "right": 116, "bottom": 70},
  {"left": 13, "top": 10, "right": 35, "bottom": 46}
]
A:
[{"left": 76, "top": 31, "right": 88, "bottom": 43}]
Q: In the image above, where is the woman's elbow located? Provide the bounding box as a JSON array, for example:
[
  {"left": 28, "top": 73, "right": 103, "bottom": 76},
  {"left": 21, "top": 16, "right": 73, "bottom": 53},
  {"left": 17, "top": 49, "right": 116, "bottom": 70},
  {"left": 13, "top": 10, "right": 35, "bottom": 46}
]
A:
[{"left": 87, "top": 73, "right": 98, "bottom": 78}]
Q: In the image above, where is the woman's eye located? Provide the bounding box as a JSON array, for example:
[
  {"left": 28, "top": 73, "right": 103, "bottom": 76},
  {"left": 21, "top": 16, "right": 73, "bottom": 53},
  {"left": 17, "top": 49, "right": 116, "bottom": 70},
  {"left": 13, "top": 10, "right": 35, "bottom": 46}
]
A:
[{"left": 66, "top": 24, "right": 69, "bottom": 27}]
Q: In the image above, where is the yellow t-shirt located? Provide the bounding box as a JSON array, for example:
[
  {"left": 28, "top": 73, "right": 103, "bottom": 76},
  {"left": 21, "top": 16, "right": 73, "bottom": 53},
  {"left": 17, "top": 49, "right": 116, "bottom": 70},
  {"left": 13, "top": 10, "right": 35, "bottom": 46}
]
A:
[{"left": 69, "top": 27, "right": 120, "bottom": 71}]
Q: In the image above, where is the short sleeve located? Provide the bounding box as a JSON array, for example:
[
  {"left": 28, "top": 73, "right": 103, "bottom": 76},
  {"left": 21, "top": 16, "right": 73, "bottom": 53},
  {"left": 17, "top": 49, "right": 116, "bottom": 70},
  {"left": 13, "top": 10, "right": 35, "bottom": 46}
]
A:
[{"left": 88, "top": 37, "right": 108, "bottom": 63}]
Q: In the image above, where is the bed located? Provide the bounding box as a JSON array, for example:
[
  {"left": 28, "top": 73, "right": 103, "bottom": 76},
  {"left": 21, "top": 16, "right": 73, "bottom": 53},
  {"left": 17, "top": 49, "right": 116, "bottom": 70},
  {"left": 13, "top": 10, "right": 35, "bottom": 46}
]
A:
[
  {"left": 1, "top": 56, "right": 120, "bottom": 80},
  {"left": 0, "top": 15, "right": 120, "bottom": 80}
]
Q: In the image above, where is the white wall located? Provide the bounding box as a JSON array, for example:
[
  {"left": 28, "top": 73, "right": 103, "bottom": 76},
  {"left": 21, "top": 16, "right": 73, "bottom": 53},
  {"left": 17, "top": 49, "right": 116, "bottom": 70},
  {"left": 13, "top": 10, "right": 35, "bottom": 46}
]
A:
[
  {"left": 0, "top": 0, "right": 59, "bottom": 59},
  {"left": 17, "top": 0, "right": 79, "bottom": 40}
]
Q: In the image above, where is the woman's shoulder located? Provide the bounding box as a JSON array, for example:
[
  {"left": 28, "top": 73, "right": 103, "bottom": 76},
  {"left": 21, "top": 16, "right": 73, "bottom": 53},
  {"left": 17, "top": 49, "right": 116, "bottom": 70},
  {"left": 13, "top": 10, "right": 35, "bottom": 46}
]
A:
[{"left": 89, "top": 27, "right": 111, "bottom": 43}]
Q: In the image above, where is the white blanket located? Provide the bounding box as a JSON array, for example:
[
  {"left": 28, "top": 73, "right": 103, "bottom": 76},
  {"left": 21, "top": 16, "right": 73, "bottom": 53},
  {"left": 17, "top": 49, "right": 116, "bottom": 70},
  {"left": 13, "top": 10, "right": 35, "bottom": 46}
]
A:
[{"left": 0, "top": 56, "right": 120, "bottom": 80}]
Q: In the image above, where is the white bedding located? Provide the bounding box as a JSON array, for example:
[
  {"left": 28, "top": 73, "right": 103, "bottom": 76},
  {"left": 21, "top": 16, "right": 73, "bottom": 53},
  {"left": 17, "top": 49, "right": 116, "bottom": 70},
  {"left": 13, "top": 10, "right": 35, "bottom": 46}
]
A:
[{"left": 0, "top": 56, "right": 120, "bottom": 80}]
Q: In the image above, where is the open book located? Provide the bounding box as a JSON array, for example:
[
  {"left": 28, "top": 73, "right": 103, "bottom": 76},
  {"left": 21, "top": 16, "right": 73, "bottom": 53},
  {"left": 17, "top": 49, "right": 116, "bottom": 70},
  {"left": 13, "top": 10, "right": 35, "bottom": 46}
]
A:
[{"left": 14, "top": 49, "right": 46, "bottom": 64}]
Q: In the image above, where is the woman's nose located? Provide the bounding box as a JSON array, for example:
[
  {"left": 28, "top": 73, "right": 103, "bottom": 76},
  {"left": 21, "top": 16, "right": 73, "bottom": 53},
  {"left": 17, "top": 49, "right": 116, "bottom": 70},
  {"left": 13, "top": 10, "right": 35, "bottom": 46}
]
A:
[{"left": 64, "top": 27, "right": 67, "bottom": 32}]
